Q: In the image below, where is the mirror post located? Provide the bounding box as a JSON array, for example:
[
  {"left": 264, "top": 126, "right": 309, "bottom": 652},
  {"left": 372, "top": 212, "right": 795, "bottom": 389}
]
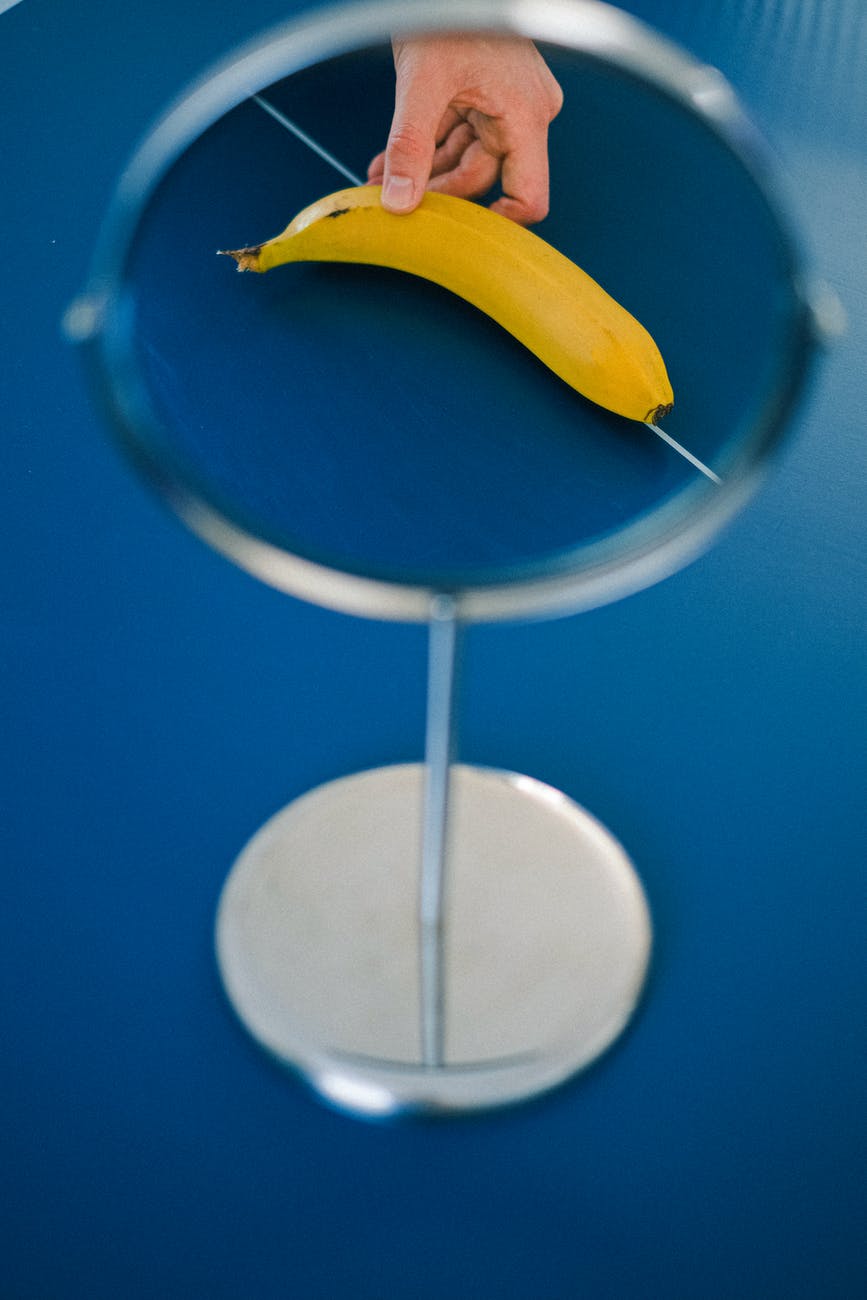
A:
[{"left": 420, "top": 593, "right": 461, "bottom": 1068}]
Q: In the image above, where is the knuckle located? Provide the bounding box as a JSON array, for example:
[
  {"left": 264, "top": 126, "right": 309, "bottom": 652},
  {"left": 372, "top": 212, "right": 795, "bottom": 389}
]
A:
[
  {"left": 547, "top": 80, "right": 565, "bottom": 119},
  {"left": 387, "top": 122, "right": 431, "bottom": 162},
  {"left": 524, "top": 195, "right": 550, "bottom": 223},
  {"left": 509, "top": 186, "right": 549, "bottom": 224}
]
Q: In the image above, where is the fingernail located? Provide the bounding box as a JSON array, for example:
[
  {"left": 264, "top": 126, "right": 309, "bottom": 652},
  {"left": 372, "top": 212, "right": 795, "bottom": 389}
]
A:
[{"left": 382, "top": 174, "right": 415, "bottom": 212}]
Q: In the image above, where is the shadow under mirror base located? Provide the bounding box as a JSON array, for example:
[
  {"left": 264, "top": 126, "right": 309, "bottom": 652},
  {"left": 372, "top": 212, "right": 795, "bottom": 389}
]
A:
[{"left": 215, "top": 764, "right": 651, "bottom": 1116}]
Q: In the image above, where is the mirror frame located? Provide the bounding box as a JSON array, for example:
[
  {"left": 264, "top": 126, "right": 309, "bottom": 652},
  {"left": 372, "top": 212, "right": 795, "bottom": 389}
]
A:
[{"left": 68, "top": 0, "right": 821, "bottom": 622}]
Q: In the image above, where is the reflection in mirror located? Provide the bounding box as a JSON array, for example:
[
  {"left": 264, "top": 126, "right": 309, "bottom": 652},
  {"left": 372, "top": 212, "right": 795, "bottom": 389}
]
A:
[{"left": 99, "top": 28, "right": 813, "bottom": 605}]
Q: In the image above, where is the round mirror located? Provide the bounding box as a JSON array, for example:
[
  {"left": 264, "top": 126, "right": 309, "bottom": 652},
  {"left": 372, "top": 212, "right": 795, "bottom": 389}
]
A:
[
  {"left": 68, "top": 0, "right": 826, "bottom": 1114},
  {"left": 70, "top": 0, "right": 820, "bottom": 623}
]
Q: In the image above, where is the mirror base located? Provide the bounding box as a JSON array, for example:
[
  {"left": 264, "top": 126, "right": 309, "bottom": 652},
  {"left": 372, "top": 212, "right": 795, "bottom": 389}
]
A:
[{"left": 215, "top": 763, "right": 652, "bottom": 1116}]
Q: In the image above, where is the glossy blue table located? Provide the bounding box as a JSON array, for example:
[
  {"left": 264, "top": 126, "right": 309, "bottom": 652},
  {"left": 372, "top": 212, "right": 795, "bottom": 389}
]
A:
[{"left": 2, "top": 2, "right": 865, "bottom": 1296}]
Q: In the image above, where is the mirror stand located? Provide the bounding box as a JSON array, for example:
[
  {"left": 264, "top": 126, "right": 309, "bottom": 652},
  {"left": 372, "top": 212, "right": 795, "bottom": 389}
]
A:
[{"left": 215, "top": 596, "right": 652, "bottom": 1116}]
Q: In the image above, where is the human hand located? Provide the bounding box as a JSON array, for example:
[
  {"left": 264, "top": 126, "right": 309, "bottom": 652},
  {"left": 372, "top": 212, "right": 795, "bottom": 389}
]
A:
[{"left": 367, "top": 34, "right": 563, "bottom": 225}]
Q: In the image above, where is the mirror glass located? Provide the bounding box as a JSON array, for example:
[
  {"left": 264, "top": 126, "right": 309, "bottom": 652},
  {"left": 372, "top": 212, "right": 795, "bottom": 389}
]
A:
[{"left": 80, "top": 2, "right": 816, "bottom": 618}]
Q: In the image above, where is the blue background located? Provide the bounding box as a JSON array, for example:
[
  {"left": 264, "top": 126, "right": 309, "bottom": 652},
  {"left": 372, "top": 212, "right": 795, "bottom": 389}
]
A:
[{"left": 2, "top": 1, "right": 865, "bottom": 1297}]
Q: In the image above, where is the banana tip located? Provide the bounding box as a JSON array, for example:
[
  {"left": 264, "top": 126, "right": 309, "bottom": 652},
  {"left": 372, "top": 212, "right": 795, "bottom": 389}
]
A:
[
  {"left": 217, "top": 246, "right": 262, "bottom": 272},
  {"left": 648, "top": 401, "right": 674, "bottom": 423}
]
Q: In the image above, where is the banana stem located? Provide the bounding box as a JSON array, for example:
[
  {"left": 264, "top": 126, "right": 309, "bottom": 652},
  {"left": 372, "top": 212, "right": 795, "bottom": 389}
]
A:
[{"left": 420, "top": 594, "right": 461, "bottom": 1069}]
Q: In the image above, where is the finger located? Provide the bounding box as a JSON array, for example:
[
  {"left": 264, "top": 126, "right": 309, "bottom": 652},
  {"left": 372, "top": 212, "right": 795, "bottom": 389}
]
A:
[
  {"left": 490, "top": 127, "right": 551, "bottom": 225},
  {"left": 370, "top": 108, "right": 460, "bottom": 186},
  {"left": 429, "top": 121, "right": 475, "bottom": 177},
  {"left": 426, "top": 140, "right": 500, "bottom": 201},
  {"left": 367, "top": 149, "right": 386, "bottom": 182},
  {"left": 434, "top": 107, "right": 464, "bottom": 144},
  {"left": 381, "top": 68, "right": 449, "bottom": 213}
]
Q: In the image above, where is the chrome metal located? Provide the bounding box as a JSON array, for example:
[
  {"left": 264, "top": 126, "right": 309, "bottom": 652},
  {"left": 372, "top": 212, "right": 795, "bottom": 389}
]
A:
[
  {"left": 420, "top": 596, "right": 461, "bottom": 1067},
  {"left": 215, "top": 763, "right": 653, "bottom": 1115}
]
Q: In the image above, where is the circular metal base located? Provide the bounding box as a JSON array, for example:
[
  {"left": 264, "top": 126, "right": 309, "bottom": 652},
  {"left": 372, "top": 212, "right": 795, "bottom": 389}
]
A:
[{"left": 215, "top": 764, "right": 651, "bottom": 1116}]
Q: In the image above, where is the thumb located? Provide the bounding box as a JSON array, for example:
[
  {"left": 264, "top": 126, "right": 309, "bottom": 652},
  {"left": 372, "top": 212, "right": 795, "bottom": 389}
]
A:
[{"left": 381, "top": 67, "right": 446, "bottom": 213}]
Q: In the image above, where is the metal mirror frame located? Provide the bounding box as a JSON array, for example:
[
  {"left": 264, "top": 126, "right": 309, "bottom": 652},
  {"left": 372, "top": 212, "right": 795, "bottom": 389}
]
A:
[{"left": 68, "top": 0, "right": 821, "bottom": 623}]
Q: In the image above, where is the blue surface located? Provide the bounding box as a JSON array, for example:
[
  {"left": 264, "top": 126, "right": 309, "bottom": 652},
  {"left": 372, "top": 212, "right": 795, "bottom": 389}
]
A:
[{"left": 2, "top": 2, "right": 866, "bottom": 1297}]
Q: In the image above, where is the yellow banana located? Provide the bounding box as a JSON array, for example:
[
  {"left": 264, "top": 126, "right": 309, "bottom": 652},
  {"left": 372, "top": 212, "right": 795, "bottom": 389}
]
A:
[{"left": 221, "top": 185, "right": 673, "bottom": 424}]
